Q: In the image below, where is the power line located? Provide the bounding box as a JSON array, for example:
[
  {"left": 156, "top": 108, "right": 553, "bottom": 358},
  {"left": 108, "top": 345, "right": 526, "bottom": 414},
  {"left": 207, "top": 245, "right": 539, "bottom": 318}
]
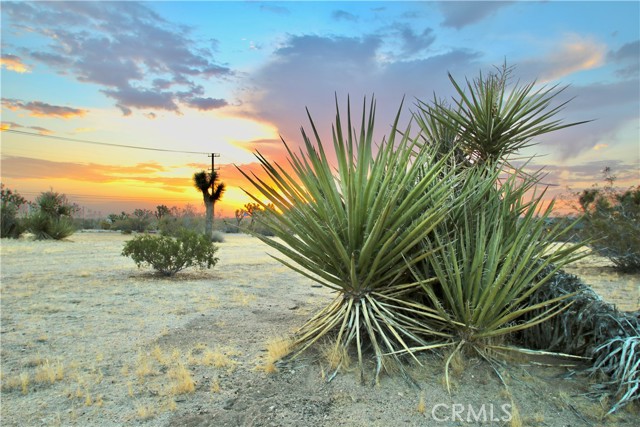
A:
[{"left": 2, "top": 129, "right": 210, "bottom": 155}]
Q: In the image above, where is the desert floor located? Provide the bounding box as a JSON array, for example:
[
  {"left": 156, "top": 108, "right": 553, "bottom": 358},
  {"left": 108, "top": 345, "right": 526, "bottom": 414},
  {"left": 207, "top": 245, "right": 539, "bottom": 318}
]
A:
[{"left": 1, "top": 231, "right": 638, "bottom": 426}]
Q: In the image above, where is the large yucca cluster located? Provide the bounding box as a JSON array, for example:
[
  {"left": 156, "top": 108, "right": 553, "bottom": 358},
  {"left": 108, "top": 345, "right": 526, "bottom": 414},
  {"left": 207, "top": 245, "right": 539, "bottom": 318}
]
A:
[{"left": 239, "top": 65, "right": 637, "bottom": 412}]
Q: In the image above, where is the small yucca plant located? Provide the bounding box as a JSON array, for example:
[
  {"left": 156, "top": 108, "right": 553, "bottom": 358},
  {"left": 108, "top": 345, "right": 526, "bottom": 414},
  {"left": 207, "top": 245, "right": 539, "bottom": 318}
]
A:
[
  {"left": 410, "top": 171, "right": 587, "bottom": 390},
  {"left": 26, "top": 212, "right": 76, "bottom": 240},
  {"left": 238, "top": 97, "right": 476, "bottom": 382}
]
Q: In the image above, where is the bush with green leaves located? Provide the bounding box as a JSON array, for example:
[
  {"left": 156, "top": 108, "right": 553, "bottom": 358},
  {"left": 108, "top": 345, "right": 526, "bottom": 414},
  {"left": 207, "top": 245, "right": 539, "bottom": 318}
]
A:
[
  {"left": 1, "top": 184, "right": 27, "bottom": 238},
  {"left": 121, "top": 230, "right": 219, "bottom": 276},
  {"left": 238, "top": 65, "right": 587, "bottom": 383},
  {"left": 26, "top": 190, "right": 78, "bottom": 240},
  {"left": 575, "top": 169, "right": 640, "bottom": 272}
]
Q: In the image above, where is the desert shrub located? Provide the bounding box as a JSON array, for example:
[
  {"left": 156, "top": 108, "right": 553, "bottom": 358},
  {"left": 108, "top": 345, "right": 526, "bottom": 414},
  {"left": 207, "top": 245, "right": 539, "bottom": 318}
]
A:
[
  {"left": 26, "top": 190, "right": 78, "bottom": 240},
  {"left": 210, "top": 231, "right": 225, "bottom": 243},
  {"left": 157, "top": 216, "right": 182, "bottom": 236},
  {"left": 576, "top": 170, "right": 640, "bottom": 272},
  {"left": 130, "top": 209, "right": 153, "bottom": 232},
  {"left": 109, "top": 209, "right": 155, "bottom": 233},
  {"left": 112, "top": 218, "right": 134, "bottom": 234},
  {"left": 220, "top": 220, "right": 241, "bottom": 234},
  {"left": 157, "top": 215, "right": 205, "bottom": 237},
  {"left": 235, "top": 203, "right": 277, "bottom": 236},
  {"left": 1, "top": 184, "right": 27, "bottom": 238},
  {"left": 122, "top": 230, "right": 219, "bottom": 276}
]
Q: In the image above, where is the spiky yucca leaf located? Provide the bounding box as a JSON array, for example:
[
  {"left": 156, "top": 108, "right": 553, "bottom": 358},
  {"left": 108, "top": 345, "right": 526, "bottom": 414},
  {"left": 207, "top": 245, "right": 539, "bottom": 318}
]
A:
[{"left": 238, "top": 97, "right": 473, "bottom": 382}]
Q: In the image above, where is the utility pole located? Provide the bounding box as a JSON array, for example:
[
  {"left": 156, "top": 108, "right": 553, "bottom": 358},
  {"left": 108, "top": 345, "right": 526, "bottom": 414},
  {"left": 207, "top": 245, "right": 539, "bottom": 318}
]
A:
[{"left": 208, "top": 153, "right": 220, "bottom": 227}]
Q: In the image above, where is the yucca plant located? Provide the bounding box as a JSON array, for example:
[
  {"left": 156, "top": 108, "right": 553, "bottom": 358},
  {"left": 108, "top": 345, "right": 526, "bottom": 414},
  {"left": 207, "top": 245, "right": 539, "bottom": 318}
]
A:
[
  {"left": 415, "top": 63, "right": 590, "bottom": 170},
  {"left": 26, "top": 211, "right": 76, "bottom": 240},
  {"left": 238, "top": 97, "right": 478, "bottom": 382},
  {"left": 411, "top": 170, "right": 587, "bottom": 390},
  {"left": 590, "top": 328, "right": 639, "bottom": 414},
  {"left": 409, "top": 65, "right": 591, "bottom": 389}
]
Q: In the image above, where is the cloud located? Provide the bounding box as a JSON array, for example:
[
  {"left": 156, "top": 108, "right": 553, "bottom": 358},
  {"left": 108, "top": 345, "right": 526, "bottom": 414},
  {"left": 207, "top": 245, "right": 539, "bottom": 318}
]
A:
[
  {"left": 396, "top": 24, "right": 436, "bottom": 56},
  {"left": 608, "top": 40, "right": 640, "bottom": 78},
  {"left": 2, "top": 1, "right": 232, "bottom": 114},
  {"left": 519, "top": 34, "right": 607, "bottom": 83},
  {"left": 259, "top": 4, "right": 290, "bottom": 15},
  {"left": 102, "top": 86, "right": 179, "bottom": 112},
  {"left": 332, "top": 10, "right": 358, "bottom": 22},
  {"left": 2, "top": 98, "right": 88, "bottom": 119},
  {"left": 1, "top": 121, "right": 52, "bottom": 134},
  {"left": 522, "top": 77, "right": 639, "bottom": 161},
  {"left": 437, "top": 1, "right": 513, "bottom": 29},
  {"left": 520, "top": 159, "right": 639, "bottom": 190},
  {"left": 116, "top": 104, "right": 133, "bottom": 117},
  {"left": 182, "top": 97, "right": 228, "bottom": 111},
  {"left": 236, "top": 33, "right": 481, "bottom": 148},
  {"left": 0, "top": 54, "right": 31, "bottom": 73},
  {"left": 0, "top": 156, "right": 181, "bottom": 186}
]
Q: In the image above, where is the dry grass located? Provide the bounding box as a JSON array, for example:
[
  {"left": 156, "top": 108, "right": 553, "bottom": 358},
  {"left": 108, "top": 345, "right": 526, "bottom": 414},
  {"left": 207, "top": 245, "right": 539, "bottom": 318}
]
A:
[
  {"left": 135, "top": 351, "right": 157, "bottom": 379},
  {"left": 321, "top": 341, "right": 351, "bottom": 372},
  {"left": 167, "top": 364, "right": 195, "bottom": 394},
  {"left": 256, "top": 336, "right": 294, "bottom": 374},
  {"left": 210, "top": 379, "right": 221, "bottom": 393},
  {"left": 135, "top": 403, "right": 155, "bottom": 420},
  {"left": 231, "top": 290, "right": 257, "bottom": 306},
  {"left": 34, "top": 360, "right": 64, "bottom": 384},
  {"left": 15, "top": 372, "right": 29, "bottom": 395},
  {"left": 510, "top": 400, "right": 522, "bottom": 427},
  {"left": 266, "top": 337, "right": 293, "bottom": 363},
  {"left": 201, "top": 349, "right": 237, "bottom": 370},
  {"left": 416, "top": 393, "right": 426, "bottom": 414}
]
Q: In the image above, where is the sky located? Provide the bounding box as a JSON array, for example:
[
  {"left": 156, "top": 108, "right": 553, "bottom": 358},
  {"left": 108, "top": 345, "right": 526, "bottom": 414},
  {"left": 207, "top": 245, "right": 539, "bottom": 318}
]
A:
[{"left": 1, "top": 0, "right": 639, "bottom": 218}]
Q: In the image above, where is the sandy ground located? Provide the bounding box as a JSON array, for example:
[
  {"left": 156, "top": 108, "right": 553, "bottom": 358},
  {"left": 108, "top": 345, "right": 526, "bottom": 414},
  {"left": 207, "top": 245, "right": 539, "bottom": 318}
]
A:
[{"left": 1, "top": 231, "right": 638, "bottom": 426}]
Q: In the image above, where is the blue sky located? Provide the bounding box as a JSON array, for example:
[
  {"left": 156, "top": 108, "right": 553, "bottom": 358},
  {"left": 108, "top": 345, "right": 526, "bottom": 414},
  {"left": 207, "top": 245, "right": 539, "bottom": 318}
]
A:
[{"left": 1, "top": 1, "right": 638, "bottom": 214}]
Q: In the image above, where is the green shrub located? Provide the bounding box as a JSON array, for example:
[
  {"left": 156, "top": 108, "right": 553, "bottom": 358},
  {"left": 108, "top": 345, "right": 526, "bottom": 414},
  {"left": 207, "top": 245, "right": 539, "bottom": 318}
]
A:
[
  {"left": 157, "top": 215, "right": 204, "bottom": 236},
  {"left": 112, "top": 218, "right": 134, "bottom": 234},
  {"left": 122, "top": 230, "right": 219, "bottom": 276},
  {"left": 210, "top": 231, "right": 225, "bottom": 243},
  {"left": 1, "top": 184, "right": 27, "bottom": 239},
  {"left": 576, "top": 170, "right": 640, "bottom": 272}
]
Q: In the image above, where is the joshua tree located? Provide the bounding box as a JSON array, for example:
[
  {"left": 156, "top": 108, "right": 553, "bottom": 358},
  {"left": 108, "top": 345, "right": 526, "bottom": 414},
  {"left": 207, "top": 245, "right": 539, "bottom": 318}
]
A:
[
  {"left": 193, "top": 170, "right": 225, "bottom": 240},
  {"left": 155, "top": 204, "right": 171, "bottom": 220}
]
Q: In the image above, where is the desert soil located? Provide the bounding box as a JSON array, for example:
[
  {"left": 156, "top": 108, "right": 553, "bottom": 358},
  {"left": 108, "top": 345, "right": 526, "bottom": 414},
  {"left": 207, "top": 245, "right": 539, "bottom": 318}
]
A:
[{"left": 1, "top": 231, "right": 638, "bottom": 426}]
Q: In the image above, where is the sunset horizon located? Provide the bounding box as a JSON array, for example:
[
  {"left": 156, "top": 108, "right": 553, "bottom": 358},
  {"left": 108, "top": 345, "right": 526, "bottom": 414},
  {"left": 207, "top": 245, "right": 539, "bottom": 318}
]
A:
[{"left": 2, "top": 1, "right": 638, "bottom": 219}]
